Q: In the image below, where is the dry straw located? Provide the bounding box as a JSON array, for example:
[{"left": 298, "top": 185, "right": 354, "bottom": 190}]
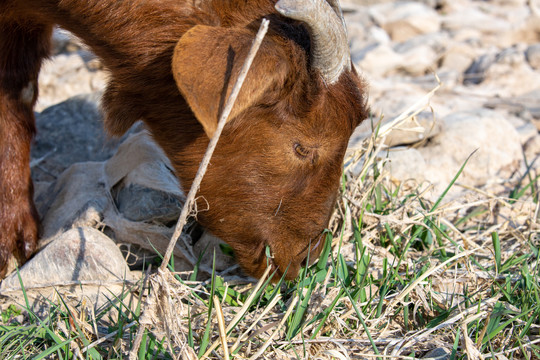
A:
[{"left": 128, "top": 18, "right": 270, "bottom": 359}]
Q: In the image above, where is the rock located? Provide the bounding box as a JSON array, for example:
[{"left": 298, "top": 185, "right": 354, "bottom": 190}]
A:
[
  {"left": 509, "top": 16, "right": 540, "bottom": 44},
  {"left": 483, "top": 89, "right": 540, "bottom": 120},
  {"left": 440, "top": 42, "right": 477, "bottom": 73},
  {"left": 396, "top": 44, "right": 438, "bottom": 76},
  {"left": 418, "top": 109, "right": 523, "bottom": 197},
  {"left": 525, "top": 43, "right": 540, "bottom": 69},
  {"left": 481, "top": 53, "right": 540, "bottom": 97},
  {"left": 369, "top": 2, "right": 441, "bottom": 42},
  {"left": 32, "top": 130, "right": 234, "bottom": 276},
  {"left": 51, "top": 28, "right": 74, "bottom": 55},
  {"left": 442, "top": 8, "right": 512, "bottom": 36},
  {"left": 369, "top": 26, "right": 391, "bottom": 44},
  {"left": 423, "top": 347, "right": 451, "bottom": 360},
  {"left": 35, "top": 132, "right": 186, "bottom": 254},
  {"left": 384, "top": 147, "right": 427, "bottom": 184},
  {"left": 464, "top": 46, "right": 540, "bottom": 97},
  {"left": 32, "top": 93, "right": 129, "bottom": 182},
  {"left": 0, "top": 227, "right": 135, "bottom": 291},
  {"left": 464, "top": 52, "right": 498, "bottom": 85},
  {"left": 393, "top": 32, "right": 448, "bottom": 54},
  {"left": 354, "top": 43, "right": 404, "bottom": 77},
  {"left": 369, "top": 83, "right": 430, "bottom": 119},
  {"left": 37, "top": 52, "right": 107, "bottom": 111},
  {"left": 515, "top": 120, "right": 539, "bottom": 146}
]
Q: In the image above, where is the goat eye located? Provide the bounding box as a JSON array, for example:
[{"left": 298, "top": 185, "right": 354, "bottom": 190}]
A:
[{"left": 293, "top": 143, "right": 310, "bottom": 159}]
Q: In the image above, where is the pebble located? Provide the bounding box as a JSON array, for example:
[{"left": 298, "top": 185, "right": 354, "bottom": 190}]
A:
[{"left": 526, "top": 43, "right": 540, "bottom": 69}]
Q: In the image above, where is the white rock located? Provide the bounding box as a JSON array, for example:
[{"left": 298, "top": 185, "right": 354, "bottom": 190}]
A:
[
  {"left": 368, "top": 83, "right": 430, "bottom": 118},
  {"left": 397, "top": 44, "right": 438, "bottom": 76},
  {"left": 369, "top": 26, "right": 391, "bottom": 44},
  {"left": 0, "top": 227, "right": 135, "bottom": 291},
  {"left": 442, "top": 8, "right": 512, "bottom": 35},
  {"left": 419, "top": 109, "right": 523, "bottom": 197},
  {"left": 440, "top": 42, "right": 477, "bottom": 73},
  {"left": 37, "top": 53, "right": 107, "bottom": 111},
  {"left": 369, "top": 2, "right": 441, "bottom": 42},
  {"left": 481, "top": 56, "right": 540, "bottom": 97},
  {"left": 354, "top": 44, "right": 404, "bottom": 77},
  {"left": 384, "top": 147, "right": 427, "bottom": 184}
]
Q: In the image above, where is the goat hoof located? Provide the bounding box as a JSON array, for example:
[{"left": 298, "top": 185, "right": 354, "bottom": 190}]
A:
[{"left": 0, "top": 204, "right": 39, "bottom": 279}]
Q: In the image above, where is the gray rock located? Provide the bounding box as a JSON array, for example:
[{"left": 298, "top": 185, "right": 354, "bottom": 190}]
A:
[
  {"left": 0, "top": 227, "right": 134, "bottom": 291},
  {"left": 464, "top": 52, "right": 498, "bottom": 85},
  {"left": 51, "top": 28, "right": 74, "bottom": 55},
  {"left": 114, "top": 184, "right": 183, "bottom": 223},
  {"left": 393, "top": 32, "right": 448, "bottom": 54},
  {"left": 32, "top": 93, "right": 131, "bottom": 182},
  {"left": 525, "top": 43, "right": 540, "bottom": 70},
  {"left": 423, "top": 347, "right": 451, "bottom": 360},
  {"left": 35, "top": 132, "right": 186, "bottom": 252}
]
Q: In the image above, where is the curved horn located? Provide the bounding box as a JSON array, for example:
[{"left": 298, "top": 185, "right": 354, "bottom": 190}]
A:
[
  {"left": 326, "top": 0, "right": 348, "bottom": 37},
  {"left": 275, "top": 0, "right": 351, "bottom": 84}
]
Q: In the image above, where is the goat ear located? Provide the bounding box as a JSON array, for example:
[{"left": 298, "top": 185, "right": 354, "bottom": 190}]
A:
[{"left": 172, "top": 25, "right": 285, "bottom": 138}]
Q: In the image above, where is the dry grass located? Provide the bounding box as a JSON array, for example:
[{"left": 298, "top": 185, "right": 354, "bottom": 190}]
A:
[{"left": 1, "top": 79, "right": 539, "bottom": 359}]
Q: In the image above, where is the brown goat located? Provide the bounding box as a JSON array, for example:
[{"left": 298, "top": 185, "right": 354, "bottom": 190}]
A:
[{"left": 0, "top": 0, "right": 369, "bottom": 280}]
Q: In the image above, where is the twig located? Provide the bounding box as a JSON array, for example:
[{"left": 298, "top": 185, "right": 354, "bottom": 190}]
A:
[{"left": 128, "top": 19, "right": 270, "bottom": 359}]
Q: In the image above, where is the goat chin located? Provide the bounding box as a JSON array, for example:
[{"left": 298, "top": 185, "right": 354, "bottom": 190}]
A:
[{"left": 0, "top": 0, "right": 369, "bottom": 280}]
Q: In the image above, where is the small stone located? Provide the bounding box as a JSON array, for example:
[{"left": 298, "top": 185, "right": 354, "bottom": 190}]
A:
[
  {"left": 442, "top": 8, "right": 512, "bottom": 35},
  {"left": 440, "top": 42, "right": 477, "bottom": 73},
  {"left": 525, "top": 43, "right": 540, "bottom": 70},
  {"left": 396, "top": 44, "right": 438, "bottom": 76},
  {"left": 423, "top": 347, "right": 451, "bottom": 360},
  {"left": 369, "top": 2, "right": 441, "bottom": 42},
  {"left": 354, "top": 43, "right": 404, "bottom": 77},
  {"left": 464, "top": 52, "right": 498, "bottom": 85}
]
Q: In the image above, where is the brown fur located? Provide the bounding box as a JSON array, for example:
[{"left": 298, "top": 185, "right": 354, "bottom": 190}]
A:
[{"left": 0, "top": 0, "right": 369, "bottom": 280}]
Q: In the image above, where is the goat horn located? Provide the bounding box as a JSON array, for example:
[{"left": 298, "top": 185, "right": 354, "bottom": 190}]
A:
[{"left": 275, "top": 0, "right": 351, "bottom": 84}]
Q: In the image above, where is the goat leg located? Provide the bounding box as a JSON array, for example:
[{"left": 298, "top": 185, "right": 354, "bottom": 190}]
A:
[{"left": 0, "top": 19, "right": 51, "bottom": 276}]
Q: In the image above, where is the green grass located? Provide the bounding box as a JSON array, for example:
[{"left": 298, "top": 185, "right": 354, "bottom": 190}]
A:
[{"left": 1, "top": 112, "right": 539, "bottom": 359}]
